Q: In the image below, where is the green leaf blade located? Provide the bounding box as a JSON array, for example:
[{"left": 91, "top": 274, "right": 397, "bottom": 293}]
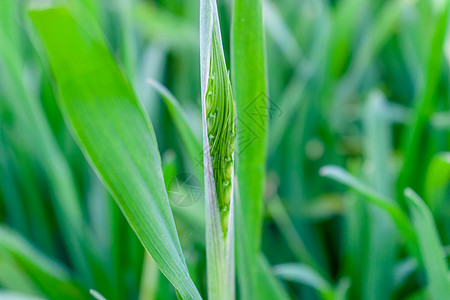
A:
[
  {"left": 200, "top": 1, "right": 235, "bottom": 299},
  {"left": 320, "top": 166, "right": 417, "bottom": 247},
  {"left": 274, "top": 263, "right": 334, "bottom": 299},
  {"left": 404, "top": 188, "right": 450, "bottom": 300},
  {"left": 30, "top": 8, "right": 201, "bottom": 299},
  {"left": 231, "top": 0, "right": 272, "bottom": 298},
  {"left": 0, "top": 226, "right": 88, "bottom": 300},
  {"left": 147, "top": 79, "right": 202, "bottom": 178}
]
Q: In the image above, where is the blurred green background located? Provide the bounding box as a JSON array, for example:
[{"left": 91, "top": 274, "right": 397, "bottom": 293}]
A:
[{"left": 0, "top": 0, "right": 449, "bottom": 299}]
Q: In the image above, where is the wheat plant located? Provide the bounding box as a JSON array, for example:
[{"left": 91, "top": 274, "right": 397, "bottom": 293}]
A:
[{"left": 0, "top": 0, "right": 449, "bottom": 299}]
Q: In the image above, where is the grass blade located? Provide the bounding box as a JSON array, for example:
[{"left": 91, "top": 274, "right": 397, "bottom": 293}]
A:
[
  {"left": 30, "top": 8, "right": 201, "bottom": 299},
  {"left": 404, "top": 188, "right": 450, "bottom": 300},
  {"left": 90, "top": 289, "right": 107, "bottom": 300},
  {"left": 133, "top": 2, "right": 197, "bottom": 51},
  {"left": 0, "top": 291, "right": 44, "bottom": 300},
  {"left": 255, "top": 255, "right": 290, "bottom": 300},
  {"left": 424, "top": 152, "right": 450, "bottom": 213},
  {"left": 274, "top": 263, "right": 334, "bottom": 300},
  {"left": 397, "top": 2, "right": 450, "bottom": 200},
  {"left": 147, "top": 79, "right": 203, "bottom": 178},
  {"left": 267, "top": 196, "right": 325, "bottom": 275},
  {"left": 263, "top": 0, "right": 302, "bottom": 66},
  {"left": 200, "top": 1, "right": 235, "bottom": 298},
  {"left": 0, "top": 144, "right": 27, "bottom": 235},
  {"left": 362, "top": 91, "right": 396, "bottom": 299},
  {"left": 231, "top": 0, "right": 271, "bottom": 298},
  {"left": 0, "top": 226, "right": 88, "bottom": 300},
  {"left": 320, "top": 166, "right": 417, "bottom": 247},
  {"left": 0, "top": 254, "right": 38, "bottom": 296},
  {"left": 139, "top": 255, "right": 160, "bottom": 300},
  {"left": 0, "top": 1, "right": 91, "bottom": 281}
]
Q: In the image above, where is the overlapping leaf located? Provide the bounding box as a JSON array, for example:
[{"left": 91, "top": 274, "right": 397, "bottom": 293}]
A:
[
  {"left": 30, "top": 8, "right": 201, "bottom": 299},
  {"left": 200, "top": 1, "right": 235, "bottom": 298}
]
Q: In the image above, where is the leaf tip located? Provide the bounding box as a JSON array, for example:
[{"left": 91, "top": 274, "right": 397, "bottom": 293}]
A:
[
  {"left": 319, "top": 165, "right": 337, "bottom": 178},
  {"left": 404, "top": 188, "right": 426, "bottom": 212},
  {"left": 90, "top": 289, "right": 107, "bottom": 300},
  {"left": 404, "top": 187, "right": 419, "bottom": 203},
  {"left": 146, "top": 78, "right": 157, "bottom": 86}
]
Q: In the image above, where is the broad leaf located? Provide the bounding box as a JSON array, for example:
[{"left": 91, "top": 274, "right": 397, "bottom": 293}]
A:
[{"left": 200, "top": 0, "right": 235, "bottom": 298}]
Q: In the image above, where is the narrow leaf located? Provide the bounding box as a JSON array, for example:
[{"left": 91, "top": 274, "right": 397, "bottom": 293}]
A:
[
  {"left": 200, "top": 1, "right": 236, "bottom": 299},
  {"left": 0, "top": 291, "right": 44, "bottom": 300},
  {"left": 231, "top": 0, "right": 269, "bottom": 298},
  {"left": 256, "top": 256, "right": 291, "bottom": 300},
  {"left": 0, "top": 226, "right": 87, "bottom": 300},
  {"left": 90, "top": 289, "right": 107, "bottom": 300},
  {"left": 0, "top": 1, "right": 91, "bottom": 281},
  {"left": 404, "top": 188, "right": 450, "bottom": 300},
  {"left": 147, "top": 79, "right": 202, "bottom": 178},
  {"left": 30, "top": 8, "right": 201, "bottom": 299},
  {"left": 320, "top": 166, "right": 417, "bottom": 246},
  {"left": 424, "top": 152, "right": 450, "bottom": 213},
  {"left": 397, "top": 2, "right": 450, "bottom": 200},
  {"left": 267, "top": 196, "right": 324, "bottom": 274},
  {"left": 274, "top": 263, "right": 334, "bottom": 300},
  {"left": 362, "top": 90, "right": 396, "bottom": 299}
]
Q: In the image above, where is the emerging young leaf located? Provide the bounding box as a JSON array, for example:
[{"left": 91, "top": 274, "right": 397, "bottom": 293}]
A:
[
  {"left": 200, "top": 0, "right": 236, "bottom": 299},
  {"left": 205, "top": 27, "right": 236, "bottom": 234}
]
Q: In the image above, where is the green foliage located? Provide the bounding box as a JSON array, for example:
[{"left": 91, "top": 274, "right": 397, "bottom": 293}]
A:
[
  {"left": 29, "top": 7, "right": 200, "bottom": 299},
  {"left": 405, "top": 189, "right": 450, "bottom": 300},
  {"left": 231, "top": 0, "right": 278, "bottom": 299},
  {"left": 0, "top": 0, "right": 449, "bottom": 299},
  {"left": 200, "top": 1, "right": 235, "bottom": 298},
  {"left": 205, "top": 27, "right": 236, "bottom": 234},
  {"left": 0, "top": 226, "right": 88, "bottom": 300}
]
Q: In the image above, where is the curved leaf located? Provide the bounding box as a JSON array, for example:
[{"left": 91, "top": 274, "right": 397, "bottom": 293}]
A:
[
  {"left": 200, "top": 1, "right": 235, "bottom": 298},
  {"left": 424, "top": 152, "right": 450, "bottom": 213},
  {"left": 404, "top": 188, "right": 450, "bottom": 300},
  {"left": 320, "top": 166, "right": 417, "bottom": 247},
  {"left": 0, "top": 226, "right": 87, "bottom": 300},
  {"left": 274, "top": 263, "right": 334, "bottom": 300},
  {"left": 30, "top": 8, "right": 201, "bottom": 299}
]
